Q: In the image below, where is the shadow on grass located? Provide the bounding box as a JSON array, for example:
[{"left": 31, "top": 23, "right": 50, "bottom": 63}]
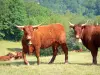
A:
[
  {"left": 0, "top": 60, "right": 66, "bottom": 66},
  {"left": 7, "top": 48, "right": 22, "bottom": 52},
  {"left": 0, "top": 61, "right": 36, "bottom": 66},
  {"left": 1, "top": 61, "right": 100, "bottom": 66},
  {"left": 69, "top": 62, "right": 100, "bottom": 66}
]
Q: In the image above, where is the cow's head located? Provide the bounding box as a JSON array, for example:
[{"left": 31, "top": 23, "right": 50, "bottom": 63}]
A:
[
  {"left": 69, "top": 22, "right": 87, "bottom": 40},
  {"left": 6, "top": 53, "right": 15, "bottom": 58},
  {"left": 16, "top": 25, "right": 39, "bottom": 41}
]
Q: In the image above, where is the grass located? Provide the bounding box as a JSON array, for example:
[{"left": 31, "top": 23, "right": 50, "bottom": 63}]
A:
[{"left": 0, "top": 40, "right": 100, "bottom": 75}]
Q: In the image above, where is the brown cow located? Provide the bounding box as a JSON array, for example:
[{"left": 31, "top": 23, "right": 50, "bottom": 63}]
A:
[
  {"left": 0, "top": 53, "right": 15, "bottom": 61},
  {"left": 72, "top": 49, "right": 83, "bottom": 52},
  {"left": 16, "top": 23, "right": 68, "bottom": 65},
  {"left": 6, "top": 53, "right": 15, "bottom": 56},
  {"left": 15, "top": 51, "right": 23, "bottom": 59},
  {"left": 69, "top": 22, "right": 100, "bottom": 64}
]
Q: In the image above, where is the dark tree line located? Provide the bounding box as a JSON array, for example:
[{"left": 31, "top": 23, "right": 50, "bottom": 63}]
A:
[{"left": 37, "top": 0, "right": 100, "bottom": 17}]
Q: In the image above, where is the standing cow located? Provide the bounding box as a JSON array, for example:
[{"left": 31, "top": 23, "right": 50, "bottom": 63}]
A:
[
  {"left": 16, "top": 23, "right": 68, "bottom": 65},
  {"left": 69, "top": 22, "right": 100, "bottom": 64}
]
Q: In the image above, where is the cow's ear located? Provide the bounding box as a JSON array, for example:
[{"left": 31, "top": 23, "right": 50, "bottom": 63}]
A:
[
  {"left": 16, "top": 26, "right": 24, "bottom": 31},
  {"left": 82, "top": 26, "right": 85, "bottom": 29}
]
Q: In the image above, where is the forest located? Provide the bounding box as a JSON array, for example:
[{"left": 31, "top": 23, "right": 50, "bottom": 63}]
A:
[{"left": 0, "top": 0, "right": 100, "bottom": 52}]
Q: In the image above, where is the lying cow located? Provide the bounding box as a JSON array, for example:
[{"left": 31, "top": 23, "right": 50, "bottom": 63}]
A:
[
  {"left": 6, "top": 53, "right": 15, "bottom": 56},
  {"left": 0, "top": 53, "right": 15, "bottom": 61},
  {"left": 15, "top": 51, "right": 23, "bottom": 59},
  {"left": 72, "top": 49, "right": 83, "bottom": 52},
  {"left": 16, "top": 23, "right": 68, "bottom": 65},
  {"left": 69, "top": 22, "right": 100, "bottom": 64}
]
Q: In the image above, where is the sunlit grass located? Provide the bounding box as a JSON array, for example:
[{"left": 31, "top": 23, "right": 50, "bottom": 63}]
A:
[
  {"left": 0, "top": 40, "right": 22, "bottom": 55},
  {"left": 0, "top": 40, "right": 100, "bottom": 75}
]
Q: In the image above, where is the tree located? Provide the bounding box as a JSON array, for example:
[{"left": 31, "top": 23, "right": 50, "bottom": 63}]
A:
[
  {"left": 25, "top": 1, "right": 52, "bottom": 25},
  {"left": 95, "top": 0, "right": 100, "bottom": 15},
  {"left": 82, "top": 0, "right": 96, "bottom": 17},
  {"left": 0, "top": 0, "right": 27, "bottom": 41}
]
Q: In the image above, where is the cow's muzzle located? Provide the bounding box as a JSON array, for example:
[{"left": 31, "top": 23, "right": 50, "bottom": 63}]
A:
[
  {"left": 27, "top": 36, "right": 31, "bottom": 40},
  {"left": 28, "top": 41, "right": 32, "bottom": 45},
  {"left": 76, "top": 35, "right": 80, "bottom": 39},
  {"left": 26, "top": 40, "right": 32, "bottom": 45}
]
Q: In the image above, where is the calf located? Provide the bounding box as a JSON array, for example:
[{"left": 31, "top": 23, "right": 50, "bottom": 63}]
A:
[
  {"left": 15, "top": 51, "right": 23, "bottom": 59},
  {"left": 0, "top": 53, "right": 15, "bottom": 61}
]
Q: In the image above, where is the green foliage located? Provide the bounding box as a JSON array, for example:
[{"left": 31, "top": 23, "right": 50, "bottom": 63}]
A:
[
  {"left": 25, "top": 1, "right": 52, "bottom": 25},
  {"left": 38, "top": 0, "right": 100, "bottom": 17},
  {"left": 67, "top": 30, "right": 80, "bottom": 50},
  {"left": 40, "top": 48, "right": 53, "bottom": 56},
  {"left": 0, "top": 0, "right": 27, "bottom": 41},
  {"left": 94, "top": 16, "right": 100, "bottom": 24}
]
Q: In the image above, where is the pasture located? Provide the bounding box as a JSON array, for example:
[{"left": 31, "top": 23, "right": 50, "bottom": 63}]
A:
[{"left": 0, "top": 40, "right": 100, "bottom": 75}]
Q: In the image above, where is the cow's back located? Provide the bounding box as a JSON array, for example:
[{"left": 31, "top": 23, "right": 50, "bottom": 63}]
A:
[
  {"left": 36, "top": 23, "right": 66, "bottom": 48},
  {"left": 82, "top": 26, "right": 100, "bottom": 47}
]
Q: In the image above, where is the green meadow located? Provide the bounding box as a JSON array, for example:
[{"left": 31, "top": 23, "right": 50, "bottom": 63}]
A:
[{"left": 0, "top": 40, "right": 100, "bottom": 75}]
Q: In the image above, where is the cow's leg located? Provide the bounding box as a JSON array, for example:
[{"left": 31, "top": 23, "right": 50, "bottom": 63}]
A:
[
  {"left": 87, "top": 44, "right": 98, "bottom": 65},
  {"left": 35, "top": 46, "right": 40, "bottom": 65},
  {"left": 61, "top": 43, "right": 68, "bottom": 64},
  {"left": 22, "top": 52, "right": 30, "bottom": 65},
  {"left": 49, "top": 45, "right": 58, "bottom": 64},
  {"left": 90, "top": 49, "right": 98, "bottom": 64}
]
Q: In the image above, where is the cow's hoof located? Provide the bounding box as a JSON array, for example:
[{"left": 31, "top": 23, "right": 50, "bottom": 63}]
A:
[
  {"left": 48, "top": 62, "right": 53, "bottom": 64},
  {"left": 92, "top": 63, "right": 97, "bottom": 65},
  {"left": 37, "top": 63, "right": 40, "bottom": 65},
  {"left": 64, "top": 62, "right": 69, "bottom": 64},
  {"left": 26, "top": 63, "right": 30, "bottom": 66},
  {"left": 64, "top": 63, "right": 68, "bottom": 64}
]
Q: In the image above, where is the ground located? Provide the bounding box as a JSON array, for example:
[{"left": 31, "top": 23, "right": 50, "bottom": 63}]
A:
[{"left": 0, "top": 40, "right": 100, "bottom": 75}]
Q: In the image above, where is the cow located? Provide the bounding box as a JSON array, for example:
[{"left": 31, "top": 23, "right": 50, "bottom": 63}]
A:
[
  {"left": 16, "top": 23, "right": 68, "bottom": 65},
  {"left": 15, "top": 51, "right": 23, "bottom": 59},
  {"left": 6, "top": 53, "right": 15, "bottom": 56},
  {"left": 69, "top": 22, "right": 100, "bottom": 64},
  {"left": 0, "top": 53, "right": 15, "bottom": 61},
  {"left": 72, "top": 49, "right": 83, "bottom": 52}
]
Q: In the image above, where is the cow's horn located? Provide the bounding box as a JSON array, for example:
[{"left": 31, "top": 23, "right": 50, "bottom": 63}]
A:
[
  {"left": 16, "top": 25, "right": 24, "bottom": 31},
  {"left": 16, "top": 25, "right": 24, "bottom": 28},
  {"left": 97, "top": 21, "right": 98, "bottom": 25},
  {"left": 82, "top": 20, "right": 89, "bottom": 26},
  {"left": 69, "top": 21, "right": 74, "bottom": 26}
]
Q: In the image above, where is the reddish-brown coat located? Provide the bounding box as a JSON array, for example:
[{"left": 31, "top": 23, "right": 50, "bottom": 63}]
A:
[
  {"left": 0, "top": 53, "right": 15, "bottom": 61},
  {"left": 70, "top": 24, "right": 100, "bottom": 64},
  {"left": 15, "top": 52, "right": 23, "bottom": 59},
  {"left": 17, "top": 23, "right": 68, "bottom": 65}
]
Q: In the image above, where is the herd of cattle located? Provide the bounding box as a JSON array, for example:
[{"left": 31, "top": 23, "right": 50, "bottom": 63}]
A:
[{"left": 0, "top": 22, "right": 100, "bottom": 65}]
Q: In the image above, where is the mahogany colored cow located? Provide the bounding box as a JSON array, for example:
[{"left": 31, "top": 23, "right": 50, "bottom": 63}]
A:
[
  {"left": 15, "top": 51, "right": 23, "bottom": 59},
  {"left": 70, "top": 22, "right": 100, "bottom": 64},
  {"left": 0, "top": 53, "right": 15, "bottom": 61},
  {"left": 16, "top": 23, "right": 68, "bottom": 65},
  {"left": 72, "top": 49, "right": 83, "bottom": 52}
]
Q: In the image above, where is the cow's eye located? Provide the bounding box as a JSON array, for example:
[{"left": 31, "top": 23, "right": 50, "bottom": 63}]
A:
[
  {"left": 24, "top": 31, "right": 28, "bottom": 35},
  {"left": 23, "top": 28, "right": 25, "bottom": 31}
]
